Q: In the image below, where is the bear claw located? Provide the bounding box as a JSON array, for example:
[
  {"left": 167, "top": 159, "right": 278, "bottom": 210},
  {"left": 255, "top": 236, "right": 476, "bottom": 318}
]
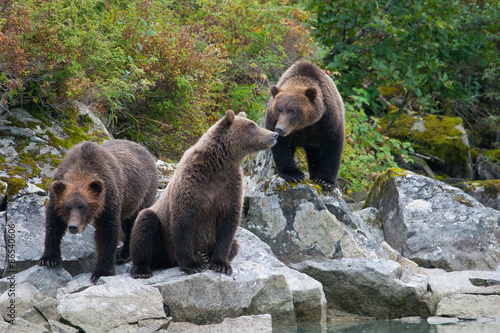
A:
[
  {"left": 131, "top": 265, "right": 153, "bottom": 279},
  {"left": 38, "top": 256, "right": 61, "bottom": 268},
  {"left": 313, "top": 178, "right": 335, "bottom": 191},
  {"left": 210, "top": 262, "right": 233, "bottom": 276}
]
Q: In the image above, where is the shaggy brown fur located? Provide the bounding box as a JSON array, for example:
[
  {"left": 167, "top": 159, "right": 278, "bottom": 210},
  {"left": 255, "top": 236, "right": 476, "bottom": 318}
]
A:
[
  {"left": 265, "top": 60, "right": 345, "bottom": 189},
  {"left": 38, "top": 139, "right": 158, "bottom": 283},
  {"left": 130, "top": 111, "right": 278, "bottom": 278}
]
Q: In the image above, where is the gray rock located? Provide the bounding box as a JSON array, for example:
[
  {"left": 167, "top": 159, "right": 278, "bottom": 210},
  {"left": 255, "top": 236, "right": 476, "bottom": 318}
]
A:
[
  {"left": 425, "top": 268, "right": 500, "bottom": 320},
  {"left": 108, "top": 318, "right": 170, "bottom": 333},
  {"left": 48, "top": 320, "right": 79, "bottom": 333},
  {"left": 34, "top": 297, "right": 59, "bottom": 322},
  {"left": 3, "top": 318, "right": 49, "bottom": 332},
  {"left": 0, "top": 283, "right": 46, "bottom": 322},
  {"left": 452, "top": 180, "right": 500, "bottom": 211},
  {"left": 291, "top": 258, "right": 431, "bottom": 319},
  {"left": 242, "top": 150, "right": 275, "bottom": 196},
  {"left": 166, "top": 314, "right": 272, "bottom": 333},
  {"left": 427, "top": 316, "right": 460, "bottom": 325},
  {"left": 244, "top": 177, "right": 387, "bottom": 265},
  {"left": 477, "top": 153, "right": 500, "bottom": 180},
  {"left": 3, "top": 193, "right": 95, "bottom": 276},
  {"left": 0, "top": 266, "right": 71, "bottom": 298},
  {"left": 58, "top": 275, "right": 166, "bottom": 333},
  {"left": 149, "top": 228, "right": 325, "bottom": 330},
  {"left": 21, "top": 307, "right": 47, "bottom": 326},
  {"left": 365, "top": 168, "right": 500, "bottom": 271}
]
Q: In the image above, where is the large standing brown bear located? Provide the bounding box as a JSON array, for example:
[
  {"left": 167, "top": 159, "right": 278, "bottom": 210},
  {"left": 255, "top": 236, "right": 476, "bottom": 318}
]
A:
[
  {"left": 265, "top": 60, "right": 345, "bottom": 189},
  {"left": 130, "top": 110, "right": 278, "bottom": 278},
  {"left": 38, "top": 139, "right": 158, "bottom": 283}
]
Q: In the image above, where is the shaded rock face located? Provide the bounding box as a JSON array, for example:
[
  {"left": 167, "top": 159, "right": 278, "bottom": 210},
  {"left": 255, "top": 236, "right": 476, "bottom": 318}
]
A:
[
  {"left": 477, "top": 150, "right": 500, "bottom": 180},
  {"left": 291, "top": 258, "right": 432, "bottom": 319},
  {"left": 365, "top": 168, "right": 500, "bottom": 271},
  {"left": 452, "top": 179, "right": 500, "bottom": 211},
  {"left": 243, "top": 176, "right": 388, "bottom": 265}
]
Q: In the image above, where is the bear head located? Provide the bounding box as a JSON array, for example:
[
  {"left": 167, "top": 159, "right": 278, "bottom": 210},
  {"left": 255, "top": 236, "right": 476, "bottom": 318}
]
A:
[
  {"left": 50, "top": 176, "right": 106, "bottom": 234},
  {"left": 215, "top": 110, "right": 278, "bottom": 158},
  {"left": 269, "top": 85, "right": 324, "bottom": 136}
]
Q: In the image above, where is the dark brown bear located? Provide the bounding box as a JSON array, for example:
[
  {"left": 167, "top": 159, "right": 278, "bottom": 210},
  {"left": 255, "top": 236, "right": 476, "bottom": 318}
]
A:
[
  {"left": 38, "top": 139, "right": 158, "bottom": 283},
  {"left": 130, "top": 110, "right": 278, "bottom": 279},
  {"left": 265, "top": 60, "right": 345, "bottom": 189}
]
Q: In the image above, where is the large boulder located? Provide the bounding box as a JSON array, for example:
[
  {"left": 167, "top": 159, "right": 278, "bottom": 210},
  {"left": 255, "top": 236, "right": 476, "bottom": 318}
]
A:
[
  {"left": 425, "top": 268, "right": 500, "bottom": 320},
  {"left": 57, "top": 276, "right": 167, "bottom": 333},
  {"left": 365, "top": 168, "right": 500, "bottom": 271},
  {"left": 147, "top": 228, "right": 326, "bottom": 331},
  {"left": 291, "top": 258, "right": 432, "bottom": 319},
  {"left": 243, "top": 176, "right": 388, "bottom": 265},
  {"left": 380, "top": 113, "right": 473, "bottom": 179}
]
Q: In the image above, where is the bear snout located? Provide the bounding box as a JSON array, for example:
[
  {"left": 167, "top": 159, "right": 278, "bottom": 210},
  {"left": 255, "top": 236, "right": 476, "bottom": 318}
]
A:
[
  {"left": 275, "top": 126, "right": 285, "bottom": 136},
  {"left": 68, "top": 224, "right": 79, "bottom": 234},
  {"left": 271, "top": 132, "right": 279, "bottom": 141}
]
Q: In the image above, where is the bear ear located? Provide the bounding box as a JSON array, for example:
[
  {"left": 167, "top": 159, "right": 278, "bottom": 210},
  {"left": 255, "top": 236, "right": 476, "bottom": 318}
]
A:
[
  {"left": 305, "top": 87, "right": 317, "bottom": 102},
  {"left": 270, "top": 86, "right": 280, "bottom": 98},
  {"left": 219, "top": 110, "right": 235, "bottom": 128},
  {"left": 87, "top": 179, "right": 104, "bottom": 196},
  {"left": 237, "top": 112, "right": 247, "bottom": 118},
  {"left": 51, "top": 181, "right": 66, "bottom": 197}
]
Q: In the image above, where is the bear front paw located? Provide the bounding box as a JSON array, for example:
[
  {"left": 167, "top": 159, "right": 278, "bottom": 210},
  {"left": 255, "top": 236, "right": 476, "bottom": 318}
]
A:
[
  {"left": 312, "top": 178, "right": 335, "bottom": 191},
  {"left": 178, "top": 257, "right": 208, "bottom": 275},
  {"left": 279, "top": 171, "right": 305, "bottom": 183},
  {"left": 90, "top": 265, "right": 116, "bottom": 284},
  {"left": 38, "top": 255, "right": 61, "bottom": 268},
  {"left": 209, "top": 260, "right": 233, "bottom": 276},
  {"left": 130, "top": 265, "right": 153, "bottom": 279}
]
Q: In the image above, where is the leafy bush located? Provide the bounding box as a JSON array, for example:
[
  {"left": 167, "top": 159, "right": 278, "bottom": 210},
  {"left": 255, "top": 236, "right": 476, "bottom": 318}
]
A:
[
  {"left": 1, "top": 0, "right": 315, "bottom": 159},
  {"left": 339, "top": 88, "right": 413, "bottom": 193},
  {"left": 306, "top": 0, "right": 500, "bottom": 148}
]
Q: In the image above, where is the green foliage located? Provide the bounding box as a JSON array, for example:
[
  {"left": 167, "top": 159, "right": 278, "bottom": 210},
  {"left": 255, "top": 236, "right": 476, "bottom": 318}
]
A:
[
  {"left": 339, "top": 88, "right": 413, "bottom": 192},
  {"left": 306, "top": 0, "right": 500, "bottom": 148},
  {"left": 1, "top": 0, "right": 315, "bottom": 159}
]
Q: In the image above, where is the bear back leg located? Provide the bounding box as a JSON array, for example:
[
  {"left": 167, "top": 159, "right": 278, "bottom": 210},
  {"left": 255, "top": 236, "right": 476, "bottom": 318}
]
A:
[
  {"left": 130, "top": 208, "right": 166, "bottom": 279},
  {"left": 91, "top": 208, "right": 121, "bottom": 283},
  {"left": 305, "top": 143, "right": 342, "bottom": 189},
  {"left": 116, "top": 213, "right": 137, "bottom": 264}
]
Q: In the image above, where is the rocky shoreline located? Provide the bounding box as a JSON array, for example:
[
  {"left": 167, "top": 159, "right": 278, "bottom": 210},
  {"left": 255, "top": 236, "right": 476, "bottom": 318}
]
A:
[{"left": 1, "top": 105, "right": 499, "bottom": 332}]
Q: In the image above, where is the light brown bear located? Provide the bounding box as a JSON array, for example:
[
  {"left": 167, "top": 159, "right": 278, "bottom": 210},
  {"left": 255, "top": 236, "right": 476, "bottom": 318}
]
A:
[
  {"left": 130, "top": 110, "right": 278, "bottom": 278},
  {"left": 265, "top": 60, "right": 345, "bottom": 189},
  {"left": 38, "top": 139, "right": 158, "bottom": 283}
]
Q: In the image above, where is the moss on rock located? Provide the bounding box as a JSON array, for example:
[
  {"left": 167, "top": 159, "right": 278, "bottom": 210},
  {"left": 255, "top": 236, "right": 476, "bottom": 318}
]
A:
[
  {"left": 380, "top": 113, "right": 471, "bottom": 178},
  {"left": 364, "top": 167, "right": 409, "bottom": 208}
]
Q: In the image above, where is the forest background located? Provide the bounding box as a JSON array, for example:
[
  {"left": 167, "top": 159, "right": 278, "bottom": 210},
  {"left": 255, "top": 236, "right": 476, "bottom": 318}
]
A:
[{"left": 1, "top": 0, "right": 499, "bottom": 193}]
